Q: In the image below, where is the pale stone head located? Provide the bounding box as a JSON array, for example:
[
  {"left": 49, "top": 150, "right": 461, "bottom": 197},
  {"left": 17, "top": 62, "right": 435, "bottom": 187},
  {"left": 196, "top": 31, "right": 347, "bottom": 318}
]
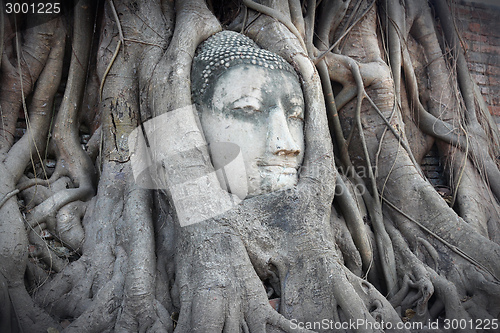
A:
[{"left": 192, "top": 31, "right": 304, "bottom": 197}]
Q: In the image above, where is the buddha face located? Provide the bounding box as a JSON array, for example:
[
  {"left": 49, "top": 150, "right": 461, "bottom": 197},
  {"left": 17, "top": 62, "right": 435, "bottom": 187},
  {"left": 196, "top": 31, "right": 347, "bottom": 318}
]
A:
[{"left": 199, "top": 64, "right": 305, "bottom": 197}]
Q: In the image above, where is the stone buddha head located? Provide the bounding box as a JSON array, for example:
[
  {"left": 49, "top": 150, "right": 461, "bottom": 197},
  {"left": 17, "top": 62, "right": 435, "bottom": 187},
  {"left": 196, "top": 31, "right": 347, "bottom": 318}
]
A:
[{"left": 192, "top": 31, "right": 304, "bottom": 197}]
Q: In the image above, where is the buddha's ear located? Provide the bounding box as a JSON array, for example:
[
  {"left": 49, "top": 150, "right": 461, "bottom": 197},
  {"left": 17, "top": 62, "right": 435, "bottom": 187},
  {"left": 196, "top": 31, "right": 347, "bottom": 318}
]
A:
[
  {"left": 291, "top": 54, "right": 336, "bottom": 199},
  {"left": 243, "top": 12, "right": 336, "bottom": 198}
]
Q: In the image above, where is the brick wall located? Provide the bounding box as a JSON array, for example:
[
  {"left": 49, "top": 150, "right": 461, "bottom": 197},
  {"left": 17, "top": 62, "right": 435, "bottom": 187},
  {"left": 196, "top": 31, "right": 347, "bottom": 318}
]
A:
[{"left": 453, "top": 0, "right": 500, "bottom": 125}]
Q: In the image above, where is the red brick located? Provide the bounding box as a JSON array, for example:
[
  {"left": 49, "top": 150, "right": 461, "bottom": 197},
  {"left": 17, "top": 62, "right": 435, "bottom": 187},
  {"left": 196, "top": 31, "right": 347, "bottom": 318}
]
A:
[
  {"left": 471, "top": 73, "right": 488, "bottom": 85},
  {"left": 485, "top": 54, "right": 500, "bottom": 66},
  {"left": 462, "top": 32, "right": 489, "bottom": 43},
  {"left": 457, "top": 1, "right": 500, "bottom": 114},
  {"left": 491, "top": 95, "right": 500, "bottom": 105},
  {"left": 490, "top": 106, "right": 500, "bottom": 117},
  {"left": 454, "top": 5, "right": 470, "bottom": 15},
  {"left": 469, "top": 22, "right": 482, "bottom": 33},
  {"left": 466, "top": 51, "right": 485, "bottom": 63},
  {"left": 484, "top": 66, "right": 500, "bottom": 76},
  {"left": 468, "top": 62, "right": 487, "bottom": 73},
  {"left": 467, "top": 52, "right": 499, "bottom": 66},
  {"left": 489, "top": 76, "right": 500, "bottom": 87},
  {"left": 459, "top": 2, "right": 500, "bottom": 21},
  {"left": 478, "top": 26, "right": 500, "bottom": 39},
  {"left": 470, "top": 41, "right": 483, "bottom": 53},
  {"left": 471, "top": 42, "right": 500, "bottom": 54},
  {"left": 457, "top": 4, "right": 497, "bottom": 20},
  {"left": 488, "top": 36, "right": 500, "bottom": 49}
]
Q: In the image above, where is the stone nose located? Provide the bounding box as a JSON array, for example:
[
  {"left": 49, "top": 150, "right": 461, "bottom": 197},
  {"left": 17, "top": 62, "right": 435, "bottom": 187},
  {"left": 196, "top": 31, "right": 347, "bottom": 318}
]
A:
[{"left": 267, "top": 106, "right": 301, "bottom": 157}]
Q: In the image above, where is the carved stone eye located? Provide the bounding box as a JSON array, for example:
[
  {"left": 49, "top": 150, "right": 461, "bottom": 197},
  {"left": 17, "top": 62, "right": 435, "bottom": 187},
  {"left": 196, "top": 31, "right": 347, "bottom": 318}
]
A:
[{"left": 232, "top": 106, "right": 261, "bottom": 114}]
